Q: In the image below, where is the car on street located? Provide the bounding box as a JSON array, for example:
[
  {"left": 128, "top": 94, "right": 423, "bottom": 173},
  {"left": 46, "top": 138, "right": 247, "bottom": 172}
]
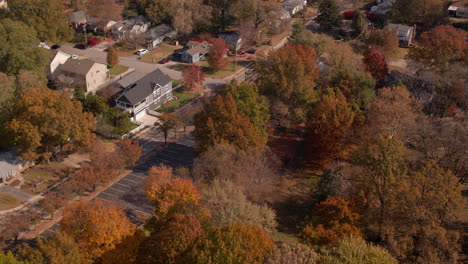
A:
[
  {"left": 135, "top": 49, "right": 149, "bottom": 56},
  {"left": 246, "top": 48, "right": 257, "bottom": 54},
  {"left": 70, "top": 54, "right": 78, "bottom": 59},
  {"left": 74, "top": 43, "right": 87, "bottom": 50},
  {"left": 159, "top": 58, "right": 170, "bottom": 64},
  {"left": 50, "top": 44, "right": 61, "bottom": 49}
]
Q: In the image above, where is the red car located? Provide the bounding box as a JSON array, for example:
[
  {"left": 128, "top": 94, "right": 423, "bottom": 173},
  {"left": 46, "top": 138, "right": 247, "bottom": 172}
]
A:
[
  {"left": 131, "top": 140, "right": 141, "bottom": 146},
  {"left": 159, "top": 58, "right": 170, "bottom": 64}
]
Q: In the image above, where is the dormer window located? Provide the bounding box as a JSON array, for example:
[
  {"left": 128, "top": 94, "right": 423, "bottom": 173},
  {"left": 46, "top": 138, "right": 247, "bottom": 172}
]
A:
[{"left": 153, "top": 87, "right": 161, "bottom": 97}]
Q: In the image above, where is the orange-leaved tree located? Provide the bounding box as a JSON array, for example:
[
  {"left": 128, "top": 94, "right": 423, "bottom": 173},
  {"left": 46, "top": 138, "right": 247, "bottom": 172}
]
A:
[
  {"left": 182, "top": 65, "right": 206, "bottom": 93},
  {"left": 207, "top": 38, "right": 228, "bottom": 71},
  {"left": 363, "top": 46, "right": 388, "bottom": 86},
  {"left": 60, "top": 200, "right": 136, "bottom": 260}
]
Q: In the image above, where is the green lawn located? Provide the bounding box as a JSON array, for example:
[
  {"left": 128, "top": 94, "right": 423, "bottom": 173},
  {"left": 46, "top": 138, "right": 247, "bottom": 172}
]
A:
[
  {"left": 109, "top": 65, "right": 129, "bottom": 76},
  {"left": 171, "top": 60, "right": 242, "bottom": 80},
  {"left": 0, "top": 193, "right": 23, "bottom": 210},
  {"left": 156, "top": 91, "right": 197, "bottom": 113},
  {"left": 22, "top": 169, "right": 59, "bottom": 195}
]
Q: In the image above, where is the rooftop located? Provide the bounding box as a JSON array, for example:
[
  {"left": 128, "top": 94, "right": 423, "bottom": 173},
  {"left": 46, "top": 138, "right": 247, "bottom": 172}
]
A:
[
  {"left": 68, "top": 11, "right": 87, "bottom": 23},
  {"left": 60, "top": 59, "right": 101, "bottom": 76}
]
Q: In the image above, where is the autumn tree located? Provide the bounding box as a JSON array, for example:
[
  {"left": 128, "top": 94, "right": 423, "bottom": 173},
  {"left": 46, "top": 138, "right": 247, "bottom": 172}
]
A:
[
  {"left": 256, "top": 44, "right": 319, "bottom": 121},
  {"left": 190, "top": 222, "right": 274, "bottom": 264},
  {"left": 321, "top": 237, "right": 398, "bottom": 264},
  {"left": 362, "top": 46, "right": 388, "bottom": 86},
  {"left": 2, "top": 88, "right": 95, "bottom": 162},
  {"left": 409, "top": 25, "right": 468, "bottom": 71},
  {"left": 86, "top": 0, "right": 123, "bottom": 29},
  {"left": 115, "top": 138, "right": 142, "bottom": 168},
  {"left": 155, "top": 112, "right": 177, "bottom": 144},
  {"left": 16, "top": 232, "right": 86, "bottom": 264},
  {"left": 207, "top": 38, "right": 228, "bottom": 72},
  {"left": 192, "top": 144, "right": 279, "bottom": 201},
  {"left": 390, "top": 0, "right": 447, "bottom": 29},
  {"left": 60, "top": 201, "right": 135, "bottom": 260},
  {"left": 305, "top": 90, "right": 358, "bottom": 167},
  {"left": 352, "top": 10, "right": 368, "bottom": 38},
  {"left": 182, "top": 65, "right": 206, "bottom": 92},
  {"left": 0, "top": 214, "right": 31, "bottom": 244},
  {"left": 365, "top": 27, "right": 400, "bottom": 59},
  {"left": 299, "top": 196, "right": 362, "bottom": 246},
  {"left": 194, "top": 93, "right": 267, "bottom": 152},
  {"left": 0, "top": 252, "right": 21, "bottom": 264},
  {"left": 202, "top": 179, "right": 277, "bottom": 232},
  {"left": 316, "top": 0, "right": 341, "bottom": 31},
  {"left": 7, "top": 0, "right": 73, "bottom": 43},
  {"left": 266, "top": 243, "right": 319, "bottom": 264},
  {"left": 101, "top": 230, "right": 145, "bottom": 264},
  {"left": 38, "top": 194, "right": 65, "bottom": 219},
  {"left": 137, "top": 214, "right": 204, "bottom": 264},
  {"left": 0, "top": 19, "right": 49, "bottom": 75},
  {"left": 144, "top": 165, "right": 201, "bottom": 220},
  {"left": 107, "top": 46, "right": 119, "bottom": 65},
  {"left": 329, "top": 68, "right": 375, "bottom": 109},
  {"left": 206, "top": 0, "right": 240, "bottom": 31}
]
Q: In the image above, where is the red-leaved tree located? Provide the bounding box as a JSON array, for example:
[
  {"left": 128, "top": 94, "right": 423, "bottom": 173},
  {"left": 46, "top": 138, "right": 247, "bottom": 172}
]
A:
[
  {"left": 182, "top": 65, "right": 206, "bottom": 92},
  {"left": 363, "top": 46, "right": 388, "bottom": 86},
  {"left": 207, "top": 38, "right": 228, "bottom": 71}
]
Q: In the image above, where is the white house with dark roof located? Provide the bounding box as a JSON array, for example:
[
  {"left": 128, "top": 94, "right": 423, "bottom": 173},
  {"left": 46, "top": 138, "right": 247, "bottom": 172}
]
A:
[
  {"left": 56, "top": 59, "right": 108, "bottom": 93},
  {"left": 146, "top": 24, "right": 177, "bottom": 49},
  {"left": 115, "top": 69, "right": 173, "bottom": 121},
  {"left": 68, "top": 11, "right": 87, "bottom": 29},
  {"left": 181, "top": 41, "right": 210, "bottom": 63},
  {"left": 0, "top": 150, "right": 31, "bottom": 184},
  {"left": 48, "top": 51, "right": 71, "bottom": 77},
  {"left": 448, "top": 0, "right": 468, "bottom": 18},
  {"left": 111, "top": 16, "right": 151, "bottom": 40}
]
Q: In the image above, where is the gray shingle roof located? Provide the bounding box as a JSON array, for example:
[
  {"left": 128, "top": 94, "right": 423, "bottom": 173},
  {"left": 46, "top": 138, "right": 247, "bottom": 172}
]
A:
[
  {"left": 60, "top": 59, "right": 98, "bottom": 76},
  {"left": 387, "top": 24, "right": 414, "bottom": 41},
  {"left": 186, "top": 45, "right": 209, "bottom": 56},
  {"left": 117, "top": 71, "right": 146, "bottom": 89},
  {"left": 146, "top": 24, "right": 175, "bottom": 40},
  {"left": 68, "top": 11, "right": 87, "bottom": 23},
  {"left": 117, "top": 68, "right": 172, "bottom": 105}
]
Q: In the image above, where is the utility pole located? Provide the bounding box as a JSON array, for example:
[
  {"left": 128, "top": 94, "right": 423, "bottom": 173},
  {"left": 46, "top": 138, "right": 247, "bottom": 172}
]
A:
[{"left": 84, "top": 24, "right": 88, "bottom": 48}]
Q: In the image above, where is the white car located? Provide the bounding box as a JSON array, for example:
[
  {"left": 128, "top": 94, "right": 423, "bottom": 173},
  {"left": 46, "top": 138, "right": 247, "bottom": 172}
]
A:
[
  {"left": 70, "top": 54, "right": 78, "bottom": 59},
  {"left": 135, "top": 49, "right": 149, "bottom": 56}
]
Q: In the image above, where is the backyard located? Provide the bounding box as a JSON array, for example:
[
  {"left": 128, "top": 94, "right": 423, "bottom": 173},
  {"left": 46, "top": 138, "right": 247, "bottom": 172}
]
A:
[
  {"left": 171, "top": 58, "right": 251, "bottom": 79},
  {"left": 156, "top": 90, "right": 198, "bottom": 113}
]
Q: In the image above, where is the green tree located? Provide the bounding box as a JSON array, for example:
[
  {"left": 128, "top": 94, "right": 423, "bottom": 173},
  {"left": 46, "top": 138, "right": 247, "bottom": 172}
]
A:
[
  {"left": 351, "top": 10, "right": 368, "bottom": 38},
  {"left": 7, "top": 0, "right": 73, "bottom": 43},
  {"left": 220, "top": 80, "right": 269, "bottom": 139},
  {"left": 390, "top": 0, "right": 447, "bottom": 30},
  {"left": 256, "top": 44, "right": 319, "bottom": 121},
  {"left": 0, "top": 252, "right": 21, "bottom": 264},
  {"left": 2, "top": 88, "right": 95, "bottom": 162},
  {"left": 321, "top": 237, "right": 398, "bottom": 264},
  {"left": 330, "top": 68, "right": 375, "bottom": 109},
  {"left": 194, "top": 93, "right": 267, "bottom": 152},
  {"left": 16, "top": 232, "right": 86, "bottom": 264},
  {"left": 316, "top": 0, "right": 341, "bottom": 31},
  {"left": 190, "top": 222, "right": 274, "bottom": 264},
  {"left": 266, "top": 243, "right": 319, "bottom": 264},
  {"left": 0, "top": 19, "right": 48, "bottom": 75}
]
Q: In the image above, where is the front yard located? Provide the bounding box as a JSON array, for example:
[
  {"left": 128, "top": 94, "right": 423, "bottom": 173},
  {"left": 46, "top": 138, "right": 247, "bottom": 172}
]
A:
[
  {"left": 0, "top": 193, "right": 23, "bottom": 210},
  {"left": 140, "top": 43, "right": 183, "bottom": 64},
  {"left": 108, "top": 64, "right": 129, "bottom": 76},
  {"left": 156, "top": 90, "right": 198, "bottom": 113},
  {"left": 21, "top": 168, "right": 61, "bottom": 195}
]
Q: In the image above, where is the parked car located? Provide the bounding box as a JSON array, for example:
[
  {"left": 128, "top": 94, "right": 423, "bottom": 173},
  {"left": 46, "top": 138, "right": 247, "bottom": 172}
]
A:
[
  {"left": 131, "top": 140, "right": 141, "bottom": 146},
  {"left": 159, "top": 58, "right": 170, "bottom": 64},
  {"left": 246, "top": 48, "right": 257, "bottom": 54},
  {"left": 88, "top": 38, "right": 99, "bottom": 46},
  {"left": 70, "top": 54, "right": 78, "bottom": 59},
  {"left": 135, "top": 49, "right": 149, "bottom": 56},
  {"left": 50, "top": 44, "right": 61, "bottom": 49},
  {"left": 237, "top": 50, "right": 245, "bottom": 56},
  {"left": 74, "top": 44, "right": 87, "bottom": 50}
]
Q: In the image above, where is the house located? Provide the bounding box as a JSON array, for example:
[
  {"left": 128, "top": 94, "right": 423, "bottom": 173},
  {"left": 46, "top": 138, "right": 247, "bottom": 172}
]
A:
[
  {"left": 218, "top": 32, "right": 242, "bottom": 50},
  {"left": 87, "top": 16, "right": 120, "bottom": 32},
  {"left": 145, "top": 24, "right": 177, "bottom": 49},
  {"left": 48, "top": 51, "right": 71, "bottom": 77},
  {"left": 0, "top": 150, "right": 31, "bottom": 184},
  {"left": 282, "top": 0, "right": 307, "bottom": 15},
  {"left": 280, "top": 8, "right": 291, "bottom": 20},
  {"left": 111, "top": 16, "right": 150, "bottom": 40},
  {"left": 387, "top": 23, "right": 416, "bottom": 47},
  {"left": 57, "top": 59, "right": 108, "bottom": 93},
  {"left": 448, "top": 0, "right": 468, "bottom": 18},
  {"left": 0, "top": 0, "right": 7, "bottom": 9},
  {"left": 369, "top": 0, "right": 395, "bottom": 15},
  {"left": 181, "top": 41, "right": 210, "bottom": 63},
  {"left": 115, "top": 69, "right": 173, "bottom": 121},
  {"left": 68, "top": 11, "right": 87, "bottom": 29}
]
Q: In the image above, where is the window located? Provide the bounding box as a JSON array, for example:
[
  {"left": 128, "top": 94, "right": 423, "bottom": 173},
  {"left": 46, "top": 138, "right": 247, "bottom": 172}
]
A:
[{"left": 153, "top": 88, "right": 161, "bottom": 97}]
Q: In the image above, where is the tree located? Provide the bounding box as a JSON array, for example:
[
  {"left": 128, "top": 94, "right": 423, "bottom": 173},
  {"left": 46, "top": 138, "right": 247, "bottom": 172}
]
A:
[
  {"left": 390, "top": 0, "right": 447, "bottom": 30},
  {"left": 107, "top": 46, "right": 119, "bottom": 65},
  {"left": 321, "top": 237, "right": 398, "bottom": 264},
  {"left": 16, "top": 232, "right": 86, "bottom": 264},
  {"left": 144, "top": 165, "right": 201, "bottom": 220},
  {"left": 101, "top": 231, "right": 145, "bottom": 264},
  {"left": 0, "top": 214, "right": 31, "bottom": 244},
  {"left": 202, "top": 179, "right": 277, "bottom": 232},
  {"left": 362, "top": 46, "right": 388, "bottom": 86},
  {"left": 137, "top": 214, "right": 204, "bottom": 264},
  {"left": 60, "top": 201, "right": 135, "bottom": 260},
  {"left": 190, "top": 222, "right": 274, "bottom": 264},
  {"left": 38, "top": 194, "right": 65, "bottom": 219},
  {"left": 207, "top": 38, "right": 228, "bottom": 72},
  {"left": 256, "top": 44, "right": 318, "bottom": 121},
  {"left": 316, "top": 0, "right": 341, "bottom": 31},
  {"left": 2, "top": 88, "right": 95, "bottom": 162},
  {"left": 266, "top": 243, "right": 319, "bottom": 264},
  {"left": 115, "top": 138, "right": 142, "bottom": 168},
  {"left": 351, "top": 10, "right": 368, "bottom": 38},
  {"left": 409, "top": 25, "right": 468, "bottom": 71},
  {"left": 192, "top": 144, "right": 279, "bottom": 201},
  {"left": 206, "top": 0, "right": 240, "bottom": 31},
  {"left": 0, "top": 19, "right": 48, "bottom": 75},
  {"left": 305, "top": 90, "right": 357, "bottom": 168},
  {"left": 182, "top": 65, "right": 206, "bottom": 92},
  {"left": 329, "top": 68, "right": 375, "bottom": 109},
  {"left": 7, "top": 0, "right": 73, "bottom": 43},
  {"left": 194, "top": 93, "right": 267, "bottom": 152},
  {"left": 0, "top": 252, "right": 21, "bottom": 264},
  {"left": 155, "top": 112, "right": 177, "bottom": 144},
  {"left": 86, "top": 0, "right": 123, "bottom": 29},
  {"left": 299, "top": 196, "right": 362, "bottom": 246},
  {"left": 365, "top": 27, "right": 400, "bottom": 59}
]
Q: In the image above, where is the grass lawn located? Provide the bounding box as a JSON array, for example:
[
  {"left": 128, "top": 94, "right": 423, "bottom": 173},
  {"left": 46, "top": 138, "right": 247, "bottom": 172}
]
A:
[
  {"left": 171, "top": 59, "right": 243, "bottom": 80},
  {"left": 140, "top": 43, "right": 183, "bottom": 64},
  {"left": 108, "top": 65, "right": 129, "bottom": 76},
  {"left": 22, "top": 168, "right": 60, "bottom": 195},
  {"left": 0, "top": 193, "right": 23, "bottom": 210},
  {"left": 156, "top": 91, "right": 197, "bottom": 113}
]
